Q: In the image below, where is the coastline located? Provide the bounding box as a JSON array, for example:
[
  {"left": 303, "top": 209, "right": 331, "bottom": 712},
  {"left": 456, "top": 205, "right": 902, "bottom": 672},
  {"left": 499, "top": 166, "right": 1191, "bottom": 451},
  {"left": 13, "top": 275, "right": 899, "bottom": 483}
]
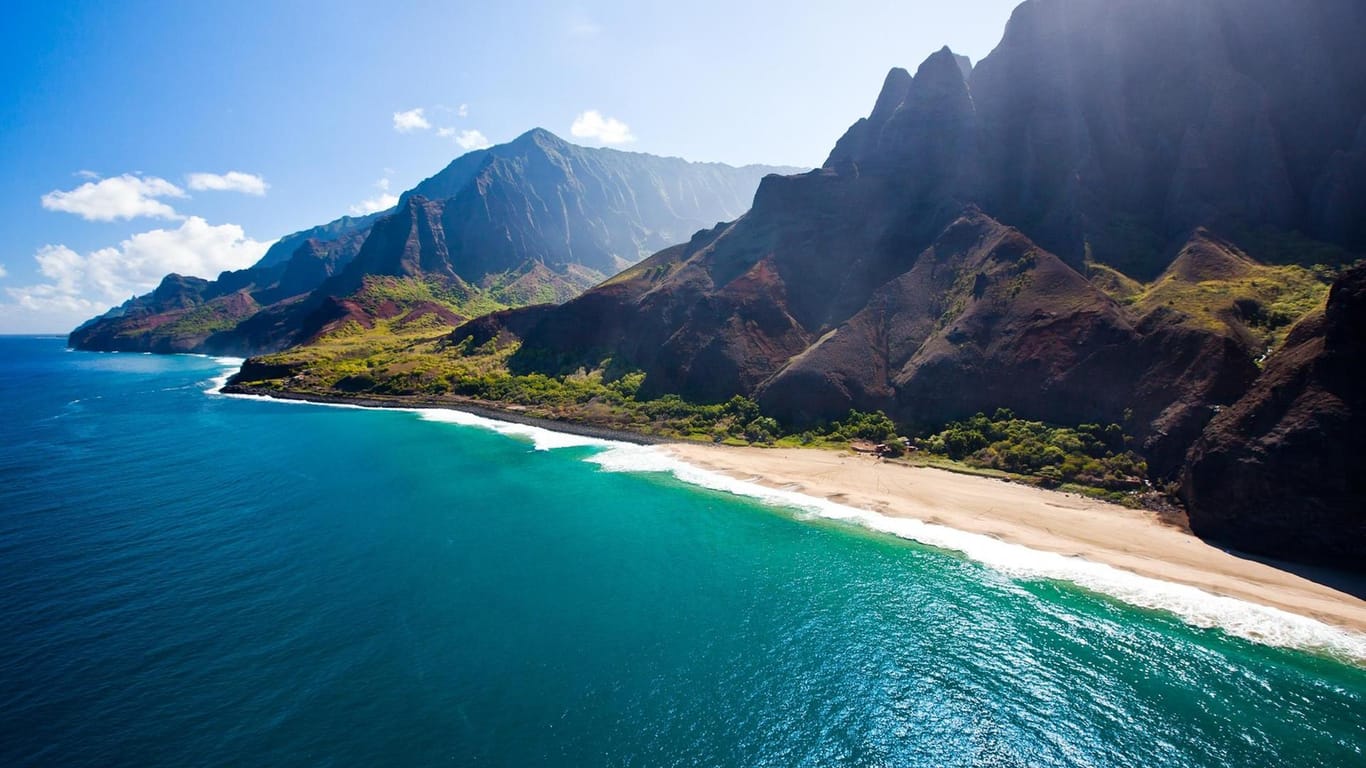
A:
[
  {"left": 219, "top": 384, "right": 669, "bottom": 445},
  {"left": 663, "top": 442, "right": 1366, "bottom": 638},
  {"left": 219, "top": 378, "right": 1366, "bottom": 655}
]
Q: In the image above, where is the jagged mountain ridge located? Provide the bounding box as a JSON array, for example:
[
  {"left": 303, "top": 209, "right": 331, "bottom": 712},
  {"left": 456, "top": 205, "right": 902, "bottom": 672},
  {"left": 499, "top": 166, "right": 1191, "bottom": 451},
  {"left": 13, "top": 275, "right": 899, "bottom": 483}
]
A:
[
  {"left": 69, "top": 129, "right": 800, "bottom": 355},
  {"left": 826, "top": 0, "right": 1366, "bottom": 277}
]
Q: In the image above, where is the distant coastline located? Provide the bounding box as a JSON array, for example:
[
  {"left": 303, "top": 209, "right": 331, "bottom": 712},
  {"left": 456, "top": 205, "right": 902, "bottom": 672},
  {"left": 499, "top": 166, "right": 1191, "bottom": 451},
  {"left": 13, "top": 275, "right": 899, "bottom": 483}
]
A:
[{"left": 220, "top": 383, "right": 670, "bottom": 446}]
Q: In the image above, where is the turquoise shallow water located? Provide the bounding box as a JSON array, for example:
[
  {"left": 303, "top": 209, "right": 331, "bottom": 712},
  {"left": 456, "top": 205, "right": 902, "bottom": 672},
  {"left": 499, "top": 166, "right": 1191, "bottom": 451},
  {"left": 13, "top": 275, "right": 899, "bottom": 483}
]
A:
[{"left": 0, "top": 336, "right": 1362, "bottom": 766}]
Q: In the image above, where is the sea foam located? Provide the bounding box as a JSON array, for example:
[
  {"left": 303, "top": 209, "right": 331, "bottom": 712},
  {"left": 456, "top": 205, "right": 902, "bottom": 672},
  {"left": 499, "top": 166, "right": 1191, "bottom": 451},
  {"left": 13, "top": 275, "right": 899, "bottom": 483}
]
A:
[
  {"left": 203, "top": 357, "right": 246, "bottom": 395},
  {"left": 414, "top": 408, "right": 616, "bottom": 451}
]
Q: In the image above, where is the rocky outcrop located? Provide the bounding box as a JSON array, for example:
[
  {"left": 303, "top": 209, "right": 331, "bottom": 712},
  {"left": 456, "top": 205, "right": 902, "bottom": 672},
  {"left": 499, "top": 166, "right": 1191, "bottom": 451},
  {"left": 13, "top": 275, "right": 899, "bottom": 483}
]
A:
[{"left": 1181, "top": 265, "right": 1366, "bottom": 570}]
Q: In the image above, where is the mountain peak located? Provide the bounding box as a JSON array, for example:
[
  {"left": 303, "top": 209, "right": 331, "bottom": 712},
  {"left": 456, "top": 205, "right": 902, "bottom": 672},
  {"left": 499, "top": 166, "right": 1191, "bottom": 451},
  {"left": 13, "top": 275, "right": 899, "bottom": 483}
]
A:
[
  {"left": 870, "top": 68, "right": 914, "bottom": 122},
  {"left": 915, "top": 45, "right": 970, "bottom": 88},
  {"left": 508, "top": 127, "right": 569, "bottom": 150}
]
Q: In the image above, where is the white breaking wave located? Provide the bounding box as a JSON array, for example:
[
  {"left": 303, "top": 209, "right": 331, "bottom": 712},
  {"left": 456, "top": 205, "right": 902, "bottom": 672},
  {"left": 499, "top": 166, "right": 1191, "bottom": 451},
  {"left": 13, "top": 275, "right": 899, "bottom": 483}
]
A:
[
  {"left": 208, "top": 377, "right": 1366, "bottom": 662},
  {"left": 203, "top": 357, "right": 245, "bottom": 395},
  {"left": 413, "top": 408, "right": 616, "bottom": 451}
]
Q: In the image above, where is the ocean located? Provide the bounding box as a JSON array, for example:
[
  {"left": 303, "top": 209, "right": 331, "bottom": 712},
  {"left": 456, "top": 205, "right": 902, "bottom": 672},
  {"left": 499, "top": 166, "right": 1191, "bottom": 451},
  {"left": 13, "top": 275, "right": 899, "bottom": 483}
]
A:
[{"left": 1, "top": 335, "right": 1362, "bottom": 767}]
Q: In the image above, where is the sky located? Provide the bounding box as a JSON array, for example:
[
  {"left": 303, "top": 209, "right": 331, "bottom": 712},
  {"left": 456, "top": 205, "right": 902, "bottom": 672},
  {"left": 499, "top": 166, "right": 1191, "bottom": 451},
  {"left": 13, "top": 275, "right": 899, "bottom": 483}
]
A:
[{"left": 0, "top": 0, "right": 1020, "bottom": 333}]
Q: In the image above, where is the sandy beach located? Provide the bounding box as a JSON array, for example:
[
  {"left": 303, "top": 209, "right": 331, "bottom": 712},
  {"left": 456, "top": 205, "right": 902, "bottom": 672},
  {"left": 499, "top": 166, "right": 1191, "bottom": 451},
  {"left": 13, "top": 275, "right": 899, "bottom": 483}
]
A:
[{"left": 664, "top": 443, "right": 1366, "bottom": 635}]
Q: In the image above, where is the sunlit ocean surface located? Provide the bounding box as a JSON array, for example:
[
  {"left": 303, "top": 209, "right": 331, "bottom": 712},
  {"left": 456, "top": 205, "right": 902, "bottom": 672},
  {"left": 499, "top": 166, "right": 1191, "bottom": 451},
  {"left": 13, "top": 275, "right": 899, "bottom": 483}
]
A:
[{"left": 1, "top": 336, "right": 1361, "bottom": 767}]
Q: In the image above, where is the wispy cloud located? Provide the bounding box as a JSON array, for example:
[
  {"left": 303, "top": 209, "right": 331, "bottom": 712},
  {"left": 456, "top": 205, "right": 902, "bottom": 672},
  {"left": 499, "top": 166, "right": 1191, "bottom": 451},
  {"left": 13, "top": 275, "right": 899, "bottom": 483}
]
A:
[
  {"left": 41, "top": 174, "right": 186, "bottom": 222},
  {"left": 186, "top": 171, "right": 269, "bottom": 196},
  {"left": 436, "top": 126, "right": 492, "bottom": 151},
  {"left": 0, "top": 264, "right": 7, "bottom": 279},
  {"left": 570, "top": 110, "right": 635, "bottom": 144},
  {"left": 349, "top": 178, "right": 399, "bottom": 216},
  {"left": 457, "top": 103, "right": 469, "bottom": 118},
  {"left": 392, "top": 107, "right": 431, "bottom": 133}
]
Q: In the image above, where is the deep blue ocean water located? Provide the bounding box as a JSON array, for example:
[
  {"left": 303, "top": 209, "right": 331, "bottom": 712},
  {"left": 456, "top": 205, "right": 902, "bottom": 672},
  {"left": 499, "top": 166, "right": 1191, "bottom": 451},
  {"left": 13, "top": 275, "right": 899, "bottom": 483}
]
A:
[{"left": 0, "top": 335, "right": 1362, "bottom": 767}]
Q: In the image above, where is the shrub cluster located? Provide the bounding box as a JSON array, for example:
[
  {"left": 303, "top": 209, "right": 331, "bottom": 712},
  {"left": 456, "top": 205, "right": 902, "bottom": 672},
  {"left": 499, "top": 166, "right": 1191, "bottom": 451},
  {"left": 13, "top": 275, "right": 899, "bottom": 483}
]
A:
[{"left": 918, "top": 409, "right": 1146, "bottom": 490}]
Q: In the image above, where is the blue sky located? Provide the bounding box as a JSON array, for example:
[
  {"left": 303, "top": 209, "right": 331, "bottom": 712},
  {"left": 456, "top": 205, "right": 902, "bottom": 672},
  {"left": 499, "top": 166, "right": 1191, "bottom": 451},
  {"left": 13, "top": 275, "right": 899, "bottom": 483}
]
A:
[{"left": 0, "top": 0, "right": 1019, "bottom": 332}]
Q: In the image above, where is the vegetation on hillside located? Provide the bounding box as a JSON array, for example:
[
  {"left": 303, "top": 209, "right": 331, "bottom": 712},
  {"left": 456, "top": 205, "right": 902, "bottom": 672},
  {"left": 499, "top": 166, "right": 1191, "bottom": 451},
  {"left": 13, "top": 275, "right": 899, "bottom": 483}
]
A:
[
  {"left": 147, "top": 302, "right": 253, "bottom": 339},
  {"left": 350, "top": 275, "right": 506, "bottom": 319},
  {"left": 1132, "top": 260, "right": 1333, "bottom": 350},
  {"left": 239, "top": 319, "right": 1151, "bottom": 501}
]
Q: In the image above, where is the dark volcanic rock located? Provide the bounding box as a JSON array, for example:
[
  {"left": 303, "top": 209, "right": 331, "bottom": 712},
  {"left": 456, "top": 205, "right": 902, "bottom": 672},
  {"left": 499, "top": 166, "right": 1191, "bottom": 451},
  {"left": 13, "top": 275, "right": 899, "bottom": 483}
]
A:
[
  {"left": 825, "top": 0, "right": 1366, "bottom": 277},
  {"left": 1181, "top": 265, "right": 1366, "bottom": 570},
  {"left": 500, "top": 203, "right": 1256, "bottom": 476},
  {"left": 964, "top": 0, "right": 1366, "bottom": 274}
]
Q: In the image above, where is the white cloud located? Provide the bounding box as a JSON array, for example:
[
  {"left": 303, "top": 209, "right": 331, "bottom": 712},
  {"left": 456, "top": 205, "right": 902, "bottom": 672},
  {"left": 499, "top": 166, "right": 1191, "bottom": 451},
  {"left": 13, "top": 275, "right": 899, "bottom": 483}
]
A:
[
  {"left": 0, "top": 264, "right": 7, "bottom": 278},
  {"left": 75, "top": 169, "right": 101, "bottom": 180},
  {"left": 41, "top": 174, "right": 186, "bottom": 222},
  {"left": 393, "top": 107, "right": 431, "bottom": 133},
  {"left": 457, "top": 103, "right": 469, "bottom": 118},
  {"left": 349, "top": 178, "right": 398, "bottom": 215},
  {"left": 570, "top": 110, "right": 635, "bottom": 144},
  {"left": 2, "top": 218, "right": 271, "bottom": 331},
  {"left": 453, "top": 129, "right": 491, "bottom": 150},
  {"left": 186, "top": 171, "right": 269, "bottom": 196},
  {"left": 349, "top": 194, "right": 399, "bottom": 216},
  {"left": 435, "top": 127, "right": 492, "bottom": 150}
]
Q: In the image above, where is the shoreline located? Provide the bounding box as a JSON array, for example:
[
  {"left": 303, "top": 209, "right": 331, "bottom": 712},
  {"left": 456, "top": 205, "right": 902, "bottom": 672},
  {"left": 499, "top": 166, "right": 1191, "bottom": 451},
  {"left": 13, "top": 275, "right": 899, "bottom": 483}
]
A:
[
  {"left": 219, "top": 384, "right": 670, "bottom": 446},
  {"left": 220, "top": 380, "right": 1366, "bottom": 654},
  {"left": 663, "top": 442, "right": 1366, "bottom": 639}
]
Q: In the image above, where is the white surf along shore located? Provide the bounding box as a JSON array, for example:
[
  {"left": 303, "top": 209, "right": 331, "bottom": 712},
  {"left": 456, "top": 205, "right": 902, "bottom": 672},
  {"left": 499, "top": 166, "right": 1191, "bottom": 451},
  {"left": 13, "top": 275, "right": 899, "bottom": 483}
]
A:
[
  {"left": 205, "top": 358, "right": 1366, "bottom": 663},
  {"left": 204, "top": 357, "right": 246, "bottom": 395}
]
